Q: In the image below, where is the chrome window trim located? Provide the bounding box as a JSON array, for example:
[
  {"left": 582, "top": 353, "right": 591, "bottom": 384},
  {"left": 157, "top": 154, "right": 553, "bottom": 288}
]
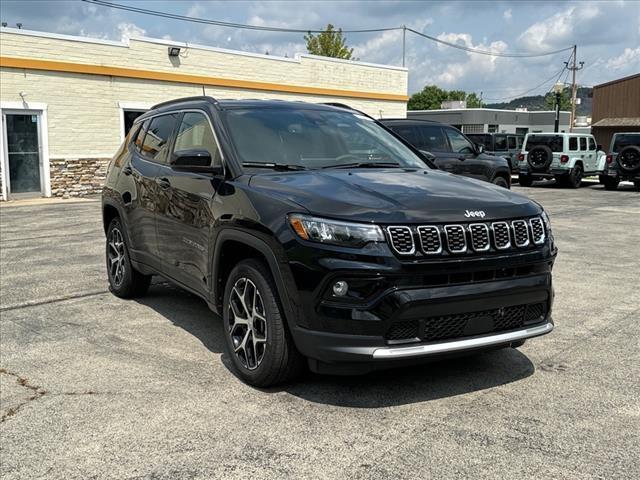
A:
[
  {"left": 444, "top": 224, "right": 467, "bottom": 253},
  {"left": 511, "top": 219, "right": 530, "bottom": 247},
  {"left": 491, "top": 221, "right": 512, "bottom": 250},
  {"left": 468, "top": 223, "right": 490, "bottom": 252},
  {"left": 386, "top": 226, "right": 416, "bottom": 255},
  {"left": 417, "top": 225, "right": 442, "bottom": 255},
  {"left": 529, "top": 217, "right": 546, "bottom": 245}
]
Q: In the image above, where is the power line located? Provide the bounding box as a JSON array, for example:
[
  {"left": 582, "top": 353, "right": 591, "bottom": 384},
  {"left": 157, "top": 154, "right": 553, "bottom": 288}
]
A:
[
  {"left": 406, "top": 27, "right": 573, "bottom": 58},
  {"left": 482, "top": 65, "right": 568, "bottom": 102},
  {"left": 84, "top": 0, "right": 573, "bottom": 58}
]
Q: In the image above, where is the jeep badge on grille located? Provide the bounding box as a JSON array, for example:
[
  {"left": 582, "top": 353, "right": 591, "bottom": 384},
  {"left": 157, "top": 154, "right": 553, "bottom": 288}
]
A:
[{"left": 464, "top": 210, "right": 486, "bottom": 218}]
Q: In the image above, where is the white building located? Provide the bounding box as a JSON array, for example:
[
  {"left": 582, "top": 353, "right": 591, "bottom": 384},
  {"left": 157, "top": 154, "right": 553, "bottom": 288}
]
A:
[{"left": 0, "top": 27, "right": 408, "bottom": 200}]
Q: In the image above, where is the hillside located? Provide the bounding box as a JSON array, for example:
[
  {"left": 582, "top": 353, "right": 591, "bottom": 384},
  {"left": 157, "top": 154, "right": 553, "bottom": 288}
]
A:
[{"left": 486, "top": 87, "right": 592, "bottom": 116}]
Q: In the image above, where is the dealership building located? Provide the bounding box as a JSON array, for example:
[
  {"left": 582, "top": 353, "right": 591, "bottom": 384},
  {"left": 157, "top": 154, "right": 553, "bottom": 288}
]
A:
[{"left": 0, "top": 27, "right": 408, "bottom": 200}]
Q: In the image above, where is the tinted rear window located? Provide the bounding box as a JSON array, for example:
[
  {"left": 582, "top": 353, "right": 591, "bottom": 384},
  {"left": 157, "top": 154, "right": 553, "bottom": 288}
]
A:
[
  {"left": 612, "top": 134, "right": 640, "bottom": 152},
  {"left": 467, "top": 134, "right": 491, "bottom": 149},
  {"left": 524, "top": 135, "right": 564, "bottom": 152},
  {"left": 494, "top": 135, "right": 508, "bottom": 151},
  {"left": 141, "top": 114, "right": 179, "bottom": 163}
]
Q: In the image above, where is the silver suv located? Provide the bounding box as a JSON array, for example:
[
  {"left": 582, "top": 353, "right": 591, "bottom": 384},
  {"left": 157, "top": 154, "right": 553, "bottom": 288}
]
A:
[{"left": 517, "top": 133, "right": 599, "bottom": 188}]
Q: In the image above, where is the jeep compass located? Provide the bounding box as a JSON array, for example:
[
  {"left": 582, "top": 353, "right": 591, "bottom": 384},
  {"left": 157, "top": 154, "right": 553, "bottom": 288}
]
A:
[{"left": 102, "top": 97, "right": 556, "bottom": 387}]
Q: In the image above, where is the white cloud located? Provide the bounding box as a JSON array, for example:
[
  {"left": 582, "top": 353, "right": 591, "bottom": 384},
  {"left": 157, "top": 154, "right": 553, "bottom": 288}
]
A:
[
  {"left": 606, "top": 47, "right": 640, "bottom": 71},
  {"left": 518, "top": 5, "right": 601, "bottom": 51},
  {"left": 117, "top": 22, "right": 146, "bottom": 42},
  {"left": 503, "top": 9, "right": 512, "bottom": 21}
]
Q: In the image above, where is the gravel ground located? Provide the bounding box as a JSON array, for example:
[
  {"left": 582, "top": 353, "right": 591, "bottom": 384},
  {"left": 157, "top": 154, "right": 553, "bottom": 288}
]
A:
[{"left": 1, "top": 179, "right": 639, "bottom": 479}]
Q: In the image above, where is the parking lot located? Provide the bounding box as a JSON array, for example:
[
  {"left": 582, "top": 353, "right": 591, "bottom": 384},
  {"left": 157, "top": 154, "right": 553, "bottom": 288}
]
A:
[{"left": 1, "top": 180, "right": 639, "bottom": 479}]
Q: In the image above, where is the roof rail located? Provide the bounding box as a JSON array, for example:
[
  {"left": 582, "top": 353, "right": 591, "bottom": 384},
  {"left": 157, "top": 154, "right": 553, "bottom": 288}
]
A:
[{"left": 151, "top": 96, "right": 221, "bottom": 110}]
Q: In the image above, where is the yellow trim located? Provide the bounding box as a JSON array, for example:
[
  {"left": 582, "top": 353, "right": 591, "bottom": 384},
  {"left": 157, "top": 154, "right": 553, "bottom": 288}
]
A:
[{"left": 0, "top": 56, "right": 409, "bottom": 102}]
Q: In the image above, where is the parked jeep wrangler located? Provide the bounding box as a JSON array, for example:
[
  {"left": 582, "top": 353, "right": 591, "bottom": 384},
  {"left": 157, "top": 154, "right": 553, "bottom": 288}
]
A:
[
  {"left": 599, "top": 132, "right": 640, "bottom": 190},
  {"left": 518, "top": 133, "right": 599, "bottom": 188},
  {"left": 466, "top": 133, "right": 524, "bottom": 173},
  {"left": 102, "top": 97, "right": 556, "bottom": 387}
]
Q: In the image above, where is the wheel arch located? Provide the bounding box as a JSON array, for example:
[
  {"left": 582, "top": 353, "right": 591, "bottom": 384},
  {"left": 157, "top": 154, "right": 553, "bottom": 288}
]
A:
[{"left": 212, "top": 229, "right": 297, "bottom": 328}]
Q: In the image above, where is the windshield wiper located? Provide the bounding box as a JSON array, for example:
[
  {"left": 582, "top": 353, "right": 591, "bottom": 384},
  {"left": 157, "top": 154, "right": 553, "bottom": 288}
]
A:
[
  {"left": 323, "top": 162, "right": 401, "bottom": 169},
  {"left": 242, "top": 162, "right": 307, "bottom": 171}
]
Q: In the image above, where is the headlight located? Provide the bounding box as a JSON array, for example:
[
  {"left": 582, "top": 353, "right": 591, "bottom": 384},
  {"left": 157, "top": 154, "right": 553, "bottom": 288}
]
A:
[
  {"left": 288, "top": 214, "right": 384, "bottom": 247},
  {"left": 541, "top": 210, "right": 554, "bottom": 241}
]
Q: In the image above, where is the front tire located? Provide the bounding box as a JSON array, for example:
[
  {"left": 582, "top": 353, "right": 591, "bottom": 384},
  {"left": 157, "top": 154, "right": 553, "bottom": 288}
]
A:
[
  {"left": 223, "top": 259, "right": 304, "bottom": 387},
  {"left": 568, "top": 164, "right": 583, "bottom": 188},
  {"left": 106, "top": 218, "right": 151, "bottom": 298},
  {"left": 518, "top": 174, "right": 533, "bottom": 187},
  {"left": 492, "top": 175, "right": 510, "bottom": 189}
]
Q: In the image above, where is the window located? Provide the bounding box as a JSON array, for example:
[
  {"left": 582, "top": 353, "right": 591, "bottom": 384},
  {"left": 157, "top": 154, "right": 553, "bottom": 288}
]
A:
[
  {"left": 173, "top": 112, "right": 222, "bottom": 166},
  {"left": 516, "top": 128, "right": 529, "bottom": 136},
  {"left": 612, "top": 134, "right": 640, "bottom": 152},
  {"left": 488, "top": 124, "right": 499, "bottom": 133},
  {"left": 390, "top": 125, "right": 424, "bottom": 149},
  {"left": 579, "top": 137, "right": 587, "bottom": 151},
  {"left": 140, "top": 114, "right": 179, "bottom": 163},
  {"left": 524, "top": 135, "right": 564, "bottom": 152},
  {"left": 416, "top": 125, "right": 449, "bottom": 151},
  {"left": 517, "top": 137, "right": 524, "bottom": 149},
  {"left": 466, "top": 134, "right": 491, "bottom": 149},
  {"left": 133, "top": 120, "right": 149, "bottom": 152},
  {"left": 508, "top": 136, "right": 517, "bottom": 149},
  {"left": 569, "top": 137, "right": 578, "bottom": 151},
  {"left": 445, "top": 128, "right": 475, "bottom": 154},
  {"left": 588, "top": 137, "right": 596, "bottom": 151},
  {"left": 123, "top": 109, "right": 147, "bottom": 136},
  {"left": 494, "top": 135, "right": 508, "bottom": 151},
  {"left": 462, "top": 124, "right": 483, "bottom": 134}
]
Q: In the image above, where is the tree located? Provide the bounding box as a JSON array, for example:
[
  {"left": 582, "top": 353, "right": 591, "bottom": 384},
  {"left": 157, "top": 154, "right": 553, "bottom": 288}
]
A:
[
  {"left": 544, "top": 88, "right": 571, "bottom": 111},
  {"left": 305, "top": 24, "right": 354, "bottom": 60},
  {"left": 466, "top": 93, "right": 483, "bottom": 108},
  {"left": 407, "top": 85, "right": 448, "bottom": 110}
]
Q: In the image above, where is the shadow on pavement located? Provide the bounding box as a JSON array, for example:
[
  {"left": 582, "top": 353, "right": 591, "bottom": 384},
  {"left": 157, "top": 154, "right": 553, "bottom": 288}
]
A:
[{"left": 137, "top": 283, "right": 535, "bottom": 408}]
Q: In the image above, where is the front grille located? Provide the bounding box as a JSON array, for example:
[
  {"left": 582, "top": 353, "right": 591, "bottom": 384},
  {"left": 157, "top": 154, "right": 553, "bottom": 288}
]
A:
[
  {"left": 385, "top": 217, "right": 545, "bottom": 257},
  {"left": 469, "top": 224, "right": 490, "bottom": 252},
  {"left": 529, "top": 217, "right": 545, "bottom": 244},
  {"left": 385, "top": 302, "right": 547, "bottom": 344},
  {"left": 512, "top": 220, "right": 530, "bottom": 247},
  {"left": 444, "top": 225, "right": 467, "bottom": 253},
  {"left": 417, "top": 226, "right": 442, "bottom": 254},
  {"left": 387, "top": 226, "right": 415, "bottom": 255}
]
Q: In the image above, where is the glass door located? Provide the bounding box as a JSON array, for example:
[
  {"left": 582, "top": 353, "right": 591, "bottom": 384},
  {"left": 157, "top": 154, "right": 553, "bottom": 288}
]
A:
[{"left": 4, "top": 113, "right": 42, "bottom": 197}]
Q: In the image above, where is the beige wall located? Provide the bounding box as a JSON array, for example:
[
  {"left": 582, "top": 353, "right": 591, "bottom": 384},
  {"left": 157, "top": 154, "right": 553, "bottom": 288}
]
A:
[{"left": 0, "top": 28, "right": 408, "bottom": 199}]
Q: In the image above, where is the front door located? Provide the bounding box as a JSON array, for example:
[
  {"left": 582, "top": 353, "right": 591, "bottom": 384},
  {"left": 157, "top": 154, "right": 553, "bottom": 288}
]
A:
[{"left": 3, "top": 113, "right": 43, "bottom": 198}]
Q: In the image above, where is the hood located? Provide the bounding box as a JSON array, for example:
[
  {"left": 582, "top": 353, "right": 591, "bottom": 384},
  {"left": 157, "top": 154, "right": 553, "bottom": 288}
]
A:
[{"left": 249, "top": 169, "right": 540, "bottom": 223}]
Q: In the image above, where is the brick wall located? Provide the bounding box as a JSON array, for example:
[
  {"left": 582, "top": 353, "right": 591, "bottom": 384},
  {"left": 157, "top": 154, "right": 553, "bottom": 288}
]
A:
[{"left": 49, "top": 157, "right": 109, "bottom": 198}]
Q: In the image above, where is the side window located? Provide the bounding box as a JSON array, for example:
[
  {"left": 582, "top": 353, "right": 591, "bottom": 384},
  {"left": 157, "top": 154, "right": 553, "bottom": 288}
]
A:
[
  {"left": 133, "top": 120, "right": 149, "bottom": 153},
  {"left": 569, "top": 137, "right": 578, "bottom": 151},
  {"left": 579, "top": 137, "right": 587, "bottom": 151},
  {"left": 517, "top": 137, "right": 524, "bottom": 149},
  {"left": 588, "top": 137, "right": 596, "bottom": 151},
  {"left": 417, "top": 126, "right": 449, "bottom": 152},
  {"left": 141, "top": 113, "right": 179, "bottom": 163},
  {"left": 494, "top": 135, "right": 508, "bottom": 151},
  {"left": 173, "top": 112, "right": 222, "bottom": 166},
  {"left": 508, "top": 136, "right": 517, "bottom": 149},
  {"left": 390, "top": 125, "right": 424, "bottom": 150},
  {"left": 445, "top": 128, "right": 475, "bottom": 154}
]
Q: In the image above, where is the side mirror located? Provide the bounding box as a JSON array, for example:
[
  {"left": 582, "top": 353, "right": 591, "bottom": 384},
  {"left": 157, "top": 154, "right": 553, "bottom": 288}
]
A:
[
  {"left": 419, "top": 149, "right": 436, "bottom": 161},
  {"left": 171, "top": 149, "right": 223, "bottom": 175},
  {"left": 475, "top": 143, "right": 485, "bottom": 154}
]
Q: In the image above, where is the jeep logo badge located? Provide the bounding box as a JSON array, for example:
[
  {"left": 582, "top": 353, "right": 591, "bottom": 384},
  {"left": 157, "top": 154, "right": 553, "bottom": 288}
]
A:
[{"left": 464, "top": 210, "right": 486, "bottom": 218}]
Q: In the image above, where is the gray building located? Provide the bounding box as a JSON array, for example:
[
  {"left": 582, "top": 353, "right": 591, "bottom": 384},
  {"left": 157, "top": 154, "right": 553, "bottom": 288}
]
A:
[{"left": 407, "top": 108, "right": 571, "bottom": 135}]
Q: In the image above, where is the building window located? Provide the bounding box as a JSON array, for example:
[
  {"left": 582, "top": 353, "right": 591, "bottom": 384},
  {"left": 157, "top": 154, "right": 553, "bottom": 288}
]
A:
[
  {"left": 487, "top": 124, "right": 499, "bottom": 133},
  {"left": 123, "top": 109, "right": 147, "bottom": 136},
  {"left": 516, "top": 127, "right": 529, "bottom": 136},
  {"left": 462, "top": 124, "right": 484, "bottom": 134}
]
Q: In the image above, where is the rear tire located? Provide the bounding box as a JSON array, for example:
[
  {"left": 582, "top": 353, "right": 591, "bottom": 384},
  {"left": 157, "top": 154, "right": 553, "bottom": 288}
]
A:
[
  {"left": 603, "top": 176, "right": 619, "bottom": 191},
  {"left": 223, "top": 259, "right": 305, "bottom": 387},
  {"left": 106, "top": 218, "right": 151, "bottom": 298},
  {"left": 568, "top": 164, "right": 583, "bottom": 188},
  {"left": 518, "top": 174, "right": 533, "bottom": 187},
  {"left": 492, "top": 175, "right": 510, "bottom": 189}
]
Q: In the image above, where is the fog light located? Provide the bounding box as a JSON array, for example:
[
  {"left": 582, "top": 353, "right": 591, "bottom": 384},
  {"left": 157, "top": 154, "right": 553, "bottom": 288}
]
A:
[{"left": 332, "top": 281, "right": 349, "bottom": 296}]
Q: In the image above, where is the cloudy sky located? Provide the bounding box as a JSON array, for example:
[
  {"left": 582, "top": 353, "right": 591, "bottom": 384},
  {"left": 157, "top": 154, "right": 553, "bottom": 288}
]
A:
[{"left": 2, "top": 0, "right": 639, "bottom": 100}]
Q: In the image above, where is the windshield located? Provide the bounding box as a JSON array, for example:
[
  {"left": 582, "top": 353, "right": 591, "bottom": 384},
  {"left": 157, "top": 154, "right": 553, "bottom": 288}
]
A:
[
  {"left": 524, "top": 135, "right": 564, "bottom": 153},
  {"left": 223, "top": 107, "right": 427, "bottom": 169},
  {"left": 612, "top": 134, "right": 640, "bottom": 152}
]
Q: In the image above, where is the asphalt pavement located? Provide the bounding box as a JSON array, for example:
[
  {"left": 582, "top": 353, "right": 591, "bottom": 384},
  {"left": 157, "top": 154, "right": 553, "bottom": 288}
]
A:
[{"left": 1, "top": 179, "right": 639, "bottom": 479}]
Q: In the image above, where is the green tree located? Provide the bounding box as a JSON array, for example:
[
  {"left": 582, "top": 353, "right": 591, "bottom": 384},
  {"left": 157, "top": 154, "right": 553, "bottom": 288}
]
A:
[
  {"left": 447, "top": 90, "right": 467, "bottom": 101},
  {"left": 304, "top": 24, "right": 354, "bottom": 60},
  {"left": 408, "top": 85, "right": 448, "bottom": 110},
  {"left": 466, "top": 93, "right": 483, "bottom": 108},
  {"left": 544, "top": 88, "right": 571, "bottom": 110}
]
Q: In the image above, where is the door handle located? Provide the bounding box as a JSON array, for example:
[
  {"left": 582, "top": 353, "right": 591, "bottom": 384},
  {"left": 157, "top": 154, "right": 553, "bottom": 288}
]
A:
[
  {"left": 156, "top": 177, "right": 171, "bottom": 189},
  {"left": 458, "top": 156, "right": 466, "bottom": 161},
  {"left": 122, "top": 165, "right": 133, "bottom": 176}
]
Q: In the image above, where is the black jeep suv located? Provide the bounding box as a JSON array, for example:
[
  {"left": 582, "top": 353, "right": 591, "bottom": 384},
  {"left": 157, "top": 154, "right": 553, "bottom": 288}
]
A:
[
  {"left": 102, "top": 97, "right": 556, "bottom": 387},
  {"left": 600, "top": 132, "right": 640, "bottom": 190},
  {"left": 380, "top": 118, "right": 512, "bottom": 188}
]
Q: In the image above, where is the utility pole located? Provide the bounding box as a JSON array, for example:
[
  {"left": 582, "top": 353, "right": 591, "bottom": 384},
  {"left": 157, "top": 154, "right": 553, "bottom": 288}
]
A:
[
  {"left": 565, "top": 45, "right": 584, "bottom": 132},
  {"left": 402, "top": 25, "right": 406, "bottom": 68}
]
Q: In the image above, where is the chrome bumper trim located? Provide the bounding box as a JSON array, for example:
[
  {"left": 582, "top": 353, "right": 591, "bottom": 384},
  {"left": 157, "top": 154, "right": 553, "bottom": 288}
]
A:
[{"left": 372, "top": 322, "right": 553, "bottom": 359}]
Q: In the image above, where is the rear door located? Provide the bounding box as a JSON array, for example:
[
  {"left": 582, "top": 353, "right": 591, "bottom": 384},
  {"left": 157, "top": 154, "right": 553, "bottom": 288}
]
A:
[
  {"left": 155, "top": 110, "right": 224, "bottom": 294},
  {"left": 587, "top": 137, "right": 598, "bottom": 172},
  {"left": 442, "top": 127, "right": 480, "bottom": 178},
  {"left": 412, "top": 124, "right": 458, "bottom": 172}
]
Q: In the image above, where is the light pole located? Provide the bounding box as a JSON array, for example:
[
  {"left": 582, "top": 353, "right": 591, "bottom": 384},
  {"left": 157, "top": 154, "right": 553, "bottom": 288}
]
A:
[{"left": 553, "top": 82, "right": 564, "bottom": 133}]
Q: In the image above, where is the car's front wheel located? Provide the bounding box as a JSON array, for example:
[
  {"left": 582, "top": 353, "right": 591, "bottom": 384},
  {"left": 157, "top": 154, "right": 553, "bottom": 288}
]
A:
[
  {"left": 106, "top": 218, "right": 151, "bottom": 298},
  {"left": 492, "top": 175, "right": 510, "bottom": 189},
  {"left": 223, "top": 259, "right": 304, "bottom": 387}
]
